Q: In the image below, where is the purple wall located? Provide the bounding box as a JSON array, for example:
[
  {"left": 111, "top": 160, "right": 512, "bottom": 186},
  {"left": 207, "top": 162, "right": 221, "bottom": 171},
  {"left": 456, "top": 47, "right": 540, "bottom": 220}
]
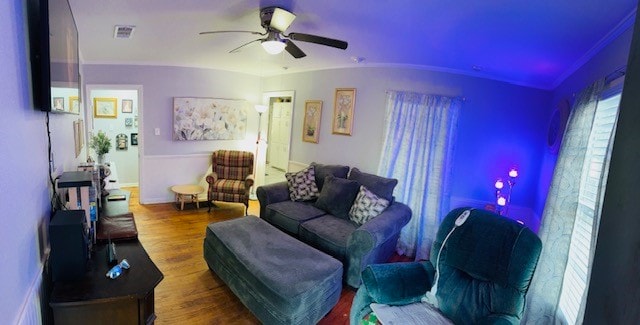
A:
[
  {"left": 264, "top": 67, "right": 552, "bottom": 228},
  {"left": 535, "top": 26, "right": 634, "bottom": 216},
  {"left": 82, "top": 65, "right": 260, "bottom": 156}
]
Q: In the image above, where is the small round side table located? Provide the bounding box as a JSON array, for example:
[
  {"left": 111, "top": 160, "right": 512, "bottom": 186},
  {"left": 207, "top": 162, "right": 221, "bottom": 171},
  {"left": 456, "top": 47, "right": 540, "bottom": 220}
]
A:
[{"left": 170, "top": 184, "right": 204, "bottom": 210}]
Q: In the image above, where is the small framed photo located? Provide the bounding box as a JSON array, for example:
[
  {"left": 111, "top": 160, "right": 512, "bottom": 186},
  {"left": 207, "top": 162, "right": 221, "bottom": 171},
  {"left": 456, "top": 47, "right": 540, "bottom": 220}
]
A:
[
  {"left": 116, "top": 133, "right": 128, "bottom": 150},
  {"left": 125, "top": 117, "right": 133, "bottom": 127},
  {"left": 303, "top": 100, "right": 322, "bottom": 143},
  {"left": 94, "top": 97, "right": 118, "bottom": 118},
  {"left": 131, "top": 133, "right": 138, "bottom": 146},
  {"left": 122, "top": 99, "right": 133, "bottom": 113},
  {"left": 53, "top": 97, "right": 64, "bottom": 111},
  {"left": 332, "top": 88, "right": 356, "bottom": 136},
  {"left": 69, "top": 96, "right": 80, "bottom": 114}
]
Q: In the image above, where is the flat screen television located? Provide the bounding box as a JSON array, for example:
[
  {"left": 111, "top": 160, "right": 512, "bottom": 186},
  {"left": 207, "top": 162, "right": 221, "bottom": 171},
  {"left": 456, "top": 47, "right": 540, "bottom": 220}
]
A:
[{"left": 27, "top": 0, "right": 80, "bottom": 113}]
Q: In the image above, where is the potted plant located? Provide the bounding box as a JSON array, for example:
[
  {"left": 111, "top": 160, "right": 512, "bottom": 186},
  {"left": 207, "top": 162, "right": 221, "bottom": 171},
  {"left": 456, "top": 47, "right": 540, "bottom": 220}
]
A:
[{"left": 89, "top": 130, "right": 112, "bottom": 163}]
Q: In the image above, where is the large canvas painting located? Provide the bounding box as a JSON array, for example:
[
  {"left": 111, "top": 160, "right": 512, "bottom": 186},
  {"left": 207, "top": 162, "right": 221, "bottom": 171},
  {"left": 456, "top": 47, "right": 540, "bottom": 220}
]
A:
[{"left": 173, "top": 97, "right": 248, "bottom": 141}]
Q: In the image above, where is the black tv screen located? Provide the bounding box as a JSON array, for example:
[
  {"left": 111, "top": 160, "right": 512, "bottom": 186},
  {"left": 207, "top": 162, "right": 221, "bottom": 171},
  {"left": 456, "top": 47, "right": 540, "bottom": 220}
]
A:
[{"left": 27, "top": 0, "right": 80, "bottom": 113}]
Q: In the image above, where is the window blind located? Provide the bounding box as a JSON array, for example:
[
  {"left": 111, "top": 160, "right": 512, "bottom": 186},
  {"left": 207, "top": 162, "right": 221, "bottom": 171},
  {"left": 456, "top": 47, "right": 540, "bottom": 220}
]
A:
[{"left": 557, "top": 92, "right": 620, "bottom": 324}]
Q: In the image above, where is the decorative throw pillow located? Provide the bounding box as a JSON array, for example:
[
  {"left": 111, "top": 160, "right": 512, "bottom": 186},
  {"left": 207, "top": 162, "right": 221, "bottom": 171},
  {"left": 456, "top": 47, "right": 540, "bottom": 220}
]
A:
[
  {"left": 348, "top": 168, "right": 398, "bottom": 202},
  {"left": 349, "top": 185, "right": 390, "bottom": 225},
  {"left": 285, "top": 166, "right": 319, "bottom": 201},
  {"left": 314, "top": 175, "right": 361, "bottom": 220},
  {"left": 310, "top": 162, "right": 350, "bottom": 192}
]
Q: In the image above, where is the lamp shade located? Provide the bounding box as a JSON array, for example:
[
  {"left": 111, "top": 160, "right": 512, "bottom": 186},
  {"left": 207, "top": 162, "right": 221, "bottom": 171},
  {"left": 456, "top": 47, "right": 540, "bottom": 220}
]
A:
[
  {"left": 255, "top": 105, "right": 268, "bottom": 114},
  {"left": 261, "top": 40, "right": 286, "bottom": 55}
]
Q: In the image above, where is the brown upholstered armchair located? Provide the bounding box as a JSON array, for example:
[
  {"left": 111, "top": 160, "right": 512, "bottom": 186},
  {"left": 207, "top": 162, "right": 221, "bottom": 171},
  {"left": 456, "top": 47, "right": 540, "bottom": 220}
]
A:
[{"left": 206, "top": 150, "right": 254, "bottom": 213}]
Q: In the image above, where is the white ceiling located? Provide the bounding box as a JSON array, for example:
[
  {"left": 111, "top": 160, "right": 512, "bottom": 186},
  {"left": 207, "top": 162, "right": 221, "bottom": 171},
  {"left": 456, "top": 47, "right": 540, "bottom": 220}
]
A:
[{"left": 67, "top": 0, "right": 637, "bottom": 89}]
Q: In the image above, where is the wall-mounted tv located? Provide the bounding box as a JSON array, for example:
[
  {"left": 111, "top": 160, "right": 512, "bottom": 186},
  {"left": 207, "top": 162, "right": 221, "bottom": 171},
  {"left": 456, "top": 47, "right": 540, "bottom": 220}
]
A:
[{"left": 27, "top": 0, "right": 80, "bottom": 113}]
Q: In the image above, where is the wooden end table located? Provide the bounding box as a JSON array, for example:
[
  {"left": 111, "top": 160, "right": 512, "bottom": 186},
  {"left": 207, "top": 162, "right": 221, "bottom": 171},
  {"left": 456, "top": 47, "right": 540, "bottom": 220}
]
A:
[{"left": 171, "top": 184, "right": 204, "bottom": 210}]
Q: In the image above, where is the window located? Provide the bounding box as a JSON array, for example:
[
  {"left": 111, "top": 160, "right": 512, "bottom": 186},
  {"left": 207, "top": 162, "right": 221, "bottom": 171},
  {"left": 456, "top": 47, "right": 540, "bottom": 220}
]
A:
[{"left": 557, "top": 83, "right": 622, "bottom": 324}]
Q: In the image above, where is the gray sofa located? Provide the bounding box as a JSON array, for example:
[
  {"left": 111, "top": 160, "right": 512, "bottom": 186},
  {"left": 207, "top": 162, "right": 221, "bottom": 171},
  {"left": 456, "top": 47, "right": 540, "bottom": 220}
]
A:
[{"left": 256, "top": 163, "right": 412, "bottom": 288}]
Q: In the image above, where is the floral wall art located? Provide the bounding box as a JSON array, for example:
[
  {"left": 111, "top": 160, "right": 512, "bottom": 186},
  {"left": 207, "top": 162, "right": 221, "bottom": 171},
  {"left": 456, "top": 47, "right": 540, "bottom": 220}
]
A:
[
  {"left": 173, "top": 97, "right": 247, "bottom": 141},
  {"left": 332, "top": 88, "right": 356, "bottom": 135}
]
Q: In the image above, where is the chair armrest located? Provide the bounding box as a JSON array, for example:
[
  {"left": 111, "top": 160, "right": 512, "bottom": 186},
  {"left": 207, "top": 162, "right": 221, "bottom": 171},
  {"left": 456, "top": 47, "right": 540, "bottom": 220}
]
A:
[
  {"left": 345, "top": 202, "right": 412, "bottom": 287},
  {"left": 477, "top": 314, "right": 520, "bottom": 324},
  {"left": 256, "top": 181, "right": 290, "bottom": 218},
  {"left": 349, "top": 261, "right": 434, "bottom": 325},
  {"left": 206, "top": 172, "right": 218, "bottom": 202},
  {"left": 205, "top": 172, "right": 218, "bottom": 184},
  {"left": 245, "top": 174, "right": 255, "bottom": 189},
  {"left": 363, "top": 261, "right": 434, "bottom": 304}
]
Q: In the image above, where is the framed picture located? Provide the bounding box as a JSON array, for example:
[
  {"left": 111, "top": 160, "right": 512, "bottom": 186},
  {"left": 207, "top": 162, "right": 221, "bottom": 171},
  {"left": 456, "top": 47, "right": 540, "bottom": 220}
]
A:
[
  {"left": 303, "top": 100, "right": 322, "bottom": 143},
  {"left": 53, "top": 97, "right": 64, "bottom": 111},
  {"left": 94, "top": 97, "right": 118, "bottom": 118},
  {"left": 131, "top": 133, "right": 138, "bottom": 146},
  {"left": 69, "top": 96, "right": 80, "bottom": 114},
  {"left": 332, "top": 88, "right": 356, "bottom": 135},
  {"left": 125, "top": 117, "right": 133, "bottom": 127},
  {"left": 173, "top": 97, "right": 247, "bottom": 140},
  {"left": 122, "top": 99, "right": 133, "bottom": 113},
  {"left": 116, "top": 133, "right": 128, "bottom": 150}
]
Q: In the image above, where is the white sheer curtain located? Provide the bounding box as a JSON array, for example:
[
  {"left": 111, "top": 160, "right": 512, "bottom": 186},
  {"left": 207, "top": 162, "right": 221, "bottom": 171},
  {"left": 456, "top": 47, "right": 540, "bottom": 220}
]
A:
[
  {"left": 377, "top": 91, "right": 462, "bottom": 260},
  {"left": 524, "top": 78, "right": 622, "bottom": 324}
]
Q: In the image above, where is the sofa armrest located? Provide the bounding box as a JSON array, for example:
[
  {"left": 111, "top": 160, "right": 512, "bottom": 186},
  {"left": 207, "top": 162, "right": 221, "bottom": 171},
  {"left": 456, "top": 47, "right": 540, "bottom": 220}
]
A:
[
  {"left": 345, "top": 202, "right": 412, "bottom": 287},
  {"left": 349, "top": 261, "right": 434, "bottom": 325},
  {"left": 256, "top": 181, "right": 290, "bottom": 218}
]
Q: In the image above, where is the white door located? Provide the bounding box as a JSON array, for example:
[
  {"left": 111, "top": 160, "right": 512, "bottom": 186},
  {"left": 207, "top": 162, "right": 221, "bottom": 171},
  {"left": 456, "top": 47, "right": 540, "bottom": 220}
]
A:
[{"left": 269, "top": 101, "right": 293, "bottom": 171}]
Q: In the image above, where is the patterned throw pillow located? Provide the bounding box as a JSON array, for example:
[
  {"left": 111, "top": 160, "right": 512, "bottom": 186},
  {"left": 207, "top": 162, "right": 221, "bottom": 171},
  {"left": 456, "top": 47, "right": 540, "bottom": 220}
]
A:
[
  {"left": 349, "top": 185, "right": 390, "bottom": 225},
  {"left": 285, "top": 166, "right": 320, "bottom": 201}
]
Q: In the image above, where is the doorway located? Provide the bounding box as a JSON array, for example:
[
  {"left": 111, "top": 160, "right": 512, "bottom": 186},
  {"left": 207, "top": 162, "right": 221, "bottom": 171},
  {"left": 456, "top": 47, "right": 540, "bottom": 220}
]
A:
[
  {"left": 85, "top": 85, "right": 142, "bottom": 198},
  {"left": 260, "top": 91, "right": 295, "bottom": 186}
]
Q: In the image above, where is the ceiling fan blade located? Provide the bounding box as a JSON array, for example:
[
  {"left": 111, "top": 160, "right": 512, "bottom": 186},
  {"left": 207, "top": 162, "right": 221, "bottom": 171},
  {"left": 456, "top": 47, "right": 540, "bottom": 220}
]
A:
[
  {"left": 285, "top": 40, "right": 306, "bottom": 59},
  {"left": 199, "top": 30, "right": 265, "bottom": 36},
  {"left": 270, "top": 7, "right": 296, "bottom": 32},
  {"left": 287, "top": 33, "right": 348, "bottom": 50},
  {"left": 229, "top": 38, "right": 263, "bottom": 53}
]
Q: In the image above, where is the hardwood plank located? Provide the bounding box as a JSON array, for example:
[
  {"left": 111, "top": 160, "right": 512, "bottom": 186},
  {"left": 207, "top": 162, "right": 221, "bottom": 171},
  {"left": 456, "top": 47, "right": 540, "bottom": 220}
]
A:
[{"left": 124, "top": 186, "right": 358, "bottom": 324}]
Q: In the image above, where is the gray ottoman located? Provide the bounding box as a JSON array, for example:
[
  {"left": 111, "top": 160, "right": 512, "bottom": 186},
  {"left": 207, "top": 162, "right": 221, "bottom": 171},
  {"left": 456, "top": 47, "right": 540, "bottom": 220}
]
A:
[{"left": 203, "top": 216, "right": 343, "bottom": 325}]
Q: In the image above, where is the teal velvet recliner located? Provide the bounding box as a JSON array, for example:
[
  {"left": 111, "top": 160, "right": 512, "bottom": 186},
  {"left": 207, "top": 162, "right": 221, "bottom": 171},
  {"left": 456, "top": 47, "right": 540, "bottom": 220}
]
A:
[{"left": 350, "top": 208, "right": 542, "bottom": 324}]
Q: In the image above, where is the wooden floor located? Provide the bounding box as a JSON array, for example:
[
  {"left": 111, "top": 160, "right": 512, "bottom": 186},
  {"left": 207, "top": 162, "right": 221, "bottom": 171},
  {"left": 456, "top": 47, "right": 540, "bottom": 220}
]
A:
[{"left": 125, "top": 187, "right": 356, "bottom": 324}]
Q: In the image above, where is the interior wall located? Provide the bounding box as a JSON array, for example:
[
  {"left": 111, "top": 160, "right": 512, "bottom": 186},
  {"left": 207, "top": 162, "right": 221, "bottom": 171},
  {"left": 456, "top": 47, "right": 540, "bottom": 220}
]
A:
[
  {"left": 88, "top": 89, "right": 139, "bottom": 185},
  {"left": 1, "top": 1, "right": 86, "bottom": 322},
  {"left": 82, "top": 65, "right": 261, "bottom": 203},
  {"left": 263, "top": 67, "right": 552, "bottom": 229},
  {"left": 538, "top": 26, "right": 634, "bottom": 216}
]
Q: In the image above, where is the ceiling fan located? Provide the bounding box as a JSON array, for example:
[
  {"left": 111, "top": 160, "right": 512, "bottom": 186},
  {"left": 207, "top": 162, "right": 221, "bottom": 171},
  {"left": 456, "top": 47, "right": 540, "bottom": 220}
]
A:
[{"left": 199, "top": 6, "right": 348, "bottom": 58}]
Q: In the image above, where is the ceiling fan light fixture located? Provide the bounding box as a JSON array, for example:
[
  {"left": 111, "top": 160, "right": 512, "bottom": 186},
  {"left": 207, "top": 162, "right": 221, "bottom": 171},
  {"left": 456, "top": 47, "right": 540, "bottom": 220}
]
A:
[
  {"left": 261, "top": 39, "right": 286, "bottom": 54},
  {"left": 270, "top": 7, "right": 297, "bottom": 32}
]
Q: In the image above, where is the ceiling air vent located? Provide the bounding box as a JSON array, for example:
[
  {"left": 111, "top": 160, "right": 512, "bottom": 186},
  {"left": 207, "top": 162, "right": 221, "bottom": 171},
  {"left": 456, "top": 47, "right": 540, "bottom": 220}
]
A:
[{"left": 114, "top": 25, "right": 135, "bottom": 39}]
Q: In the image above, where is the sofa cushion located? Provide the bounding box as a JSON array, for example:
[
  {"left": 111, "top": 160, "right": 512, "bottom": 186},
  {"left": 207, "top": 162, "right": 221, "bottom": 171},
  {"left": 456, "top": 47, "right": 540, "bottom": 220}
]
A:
[
  {"left": 263, "top": 200, "right": 327, "bottom": 235},
  {"left": 311, "top": 162, "right": 350, "bottom": 191},
  {"left": 300, "top": 215, "right": 358, "bottom": 260},
  {"left": 314, "top": 175, "right": 361, "bottom": 220},
  {"left": 285, "top": 166, "right": 319, "bottom": 201},
  {"left": 348, "top": 168, "right": 398, "bottom": 202},
  {"left": 349, "top": 186, "right": 390, "bottom": 225}
]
